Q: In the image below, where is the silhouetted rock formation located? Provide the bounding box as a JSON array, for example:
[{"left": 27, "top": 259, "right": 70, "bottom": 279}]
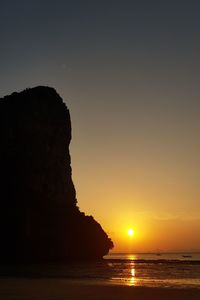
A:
[{"left": 0, "top": 86, "right": 113, "bottom": 262}]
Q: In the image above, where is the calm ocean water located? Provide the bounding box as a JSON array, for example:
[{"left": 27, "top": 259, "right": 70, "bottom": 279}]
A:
[
  {"left": 104, "top": 252, "right": 200, "bottom": 288},
  {"left": 0, "top": 253, "right": 200, "bottom": 289}
]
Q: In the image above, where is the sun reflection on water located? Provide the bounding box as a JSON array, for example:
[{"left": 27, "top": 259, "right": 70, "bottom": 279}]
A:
[
  {"left": 127, "top": 254, "right": 137, "bottom": 261},
  {"left": 127, "top": 263, "right": 136, "bottom": 286},
  {"left": 109, "top": 256, "right": 139, "bottom": 286},
  {"left": 131, "top": 268, "right": 135, "bottom": 277}
]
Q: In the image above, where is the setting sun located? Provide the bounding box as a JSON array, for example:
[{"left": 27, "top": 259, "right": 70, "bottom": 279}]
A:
[{"left": 127, "top": 228, "right": 135, "bottom": 237}]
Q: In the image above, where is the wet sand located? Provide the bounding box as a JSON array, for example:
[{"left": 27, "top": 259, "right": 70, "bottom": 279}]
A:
[{"left": 0, "top": 278, "right": 199, "bottom": 300}]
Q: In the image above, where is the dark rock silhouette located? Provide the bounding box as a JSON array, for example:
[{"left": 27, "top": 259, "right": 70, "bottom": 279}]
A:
[{"left": 0, "top": 86, "right": 113, "bottom": 262}]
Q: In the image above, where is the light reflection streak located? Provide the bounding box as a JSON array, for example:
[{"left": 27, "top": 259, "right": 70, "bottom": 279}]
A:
[
  {"left": 127, "top": 254, "right": 137, "bottom": 261},
  {"left": 109, "top": 257, "right": 140, "bottom": 286},
  {"left": 127, "top": 263, "right": 136, "bottom": 286},
  {"left": 131, "top": 268, "right": 135, "bottom": 277}
]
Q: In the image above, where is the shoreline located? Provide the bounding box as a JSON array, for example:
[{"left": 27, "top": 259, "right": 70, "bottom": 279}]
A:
[{"left": 0, "top": 278, "right": 200, "bottom": 300}]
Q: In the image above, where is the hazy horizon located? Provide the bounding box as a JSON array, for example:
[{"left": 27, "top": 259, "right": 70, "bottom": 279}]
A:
[{"left": 110, "top": 249, "right": 200, "bottom": 254}]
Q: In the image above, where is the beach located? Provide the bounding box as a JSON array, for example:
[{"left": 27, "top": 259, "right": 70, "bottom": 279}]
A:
[{"left": 0, "top": 278, "right": 200, "bottom": 300}]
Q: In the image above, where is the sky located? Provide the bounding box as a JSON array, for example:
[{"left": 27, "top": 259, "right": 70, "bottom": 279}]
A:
[{"left": 1, "top": 0, "right": 200, "bottom": 252}]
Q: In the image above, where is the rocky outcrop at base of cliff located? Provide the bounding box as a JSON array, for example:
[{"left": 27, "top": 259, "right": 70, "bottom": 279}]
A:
[{"left": 0, "top": 86, "right": 113, "bottom": 262}]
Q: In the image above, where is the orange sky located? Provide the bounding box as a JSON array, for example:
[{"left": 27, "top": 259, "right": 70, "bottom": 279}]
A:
[{"left": 69, "top": 97, "right": 200, "bottom": 252}]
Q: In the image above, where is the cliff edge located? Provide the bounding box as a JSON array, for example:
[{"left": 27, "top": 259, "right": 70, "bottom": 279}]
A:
[{"left": 0, "top": 86, "right": 113, "bottom": 262}]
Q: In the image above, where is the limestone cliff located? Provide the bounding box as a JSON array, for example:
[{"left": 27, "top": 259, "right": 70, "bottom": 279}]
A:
[{"left": 0, "top": 86, "right": 113, "bottom": 262}]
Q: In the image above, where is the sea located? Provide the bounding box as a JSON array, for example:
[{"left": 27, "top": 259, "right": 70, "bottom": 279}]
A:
[
  {"left": 0, "top": 252, "right": 200, "bottom": 289},
  {"left": 104, "top": 252, "right": 200, "bottom": 288}
]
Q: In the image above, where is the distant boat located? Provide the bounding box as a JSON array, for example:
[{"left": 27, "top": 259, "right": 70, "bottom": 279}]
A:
[
  {"left": 156, "top": 253, "right": 161, "bottom": 256},
  {"left": 182, "top": 255, "right": 192, "bottom": 258}
]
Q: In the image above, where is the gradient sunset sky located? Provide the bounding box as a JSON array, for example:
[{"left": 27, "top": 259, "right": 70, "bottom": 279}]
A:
[{"left": 1, "top": 0, "right": 200, "bottom": 252}]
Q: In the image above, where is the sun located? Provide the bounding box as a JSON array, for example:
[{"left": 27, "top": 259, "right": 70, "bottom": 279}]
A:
[{"left": 127, "top": 228, "right": 135, "bottom": 237}]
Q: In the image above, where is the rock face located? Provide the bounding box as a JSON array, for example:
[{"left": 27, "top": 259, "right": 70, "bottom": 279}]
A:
[{"left": 0, "top": 86, "right": 113, "bottom": 262}]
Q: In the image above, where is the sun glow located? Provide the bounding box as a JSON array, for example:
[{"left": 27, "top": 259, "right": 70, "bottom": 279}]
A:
[{"left": 127, "top": 228, "right": 135, "bottom": 237}]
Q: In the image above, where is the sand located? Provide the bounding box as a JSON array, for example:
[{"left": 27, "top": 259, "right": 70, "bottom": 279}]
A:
[{"left": 0, "top": 278, "right": 199, "bottom": 300}]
